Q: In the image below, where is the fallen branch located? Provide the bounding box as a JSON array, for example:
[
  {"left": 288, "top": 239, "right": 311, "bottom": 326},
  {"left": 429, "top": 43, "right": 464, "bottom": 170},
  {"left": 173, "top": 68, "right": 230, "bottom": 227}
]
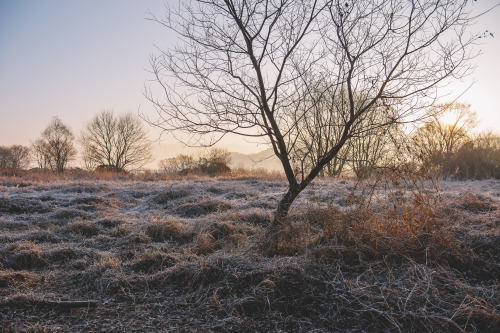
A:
[{"left": 1, "top": 296, "right": 98, "bottom": 309}]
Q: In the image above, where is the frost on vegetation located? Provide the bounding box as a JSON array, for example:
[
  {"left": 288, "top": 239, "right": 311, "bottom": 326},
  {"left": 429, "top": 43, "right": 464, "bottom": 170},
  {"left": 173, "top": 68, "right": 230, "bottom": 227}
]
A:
[{"left": 0, "top": 176, "right": 498, "bottom": 331}]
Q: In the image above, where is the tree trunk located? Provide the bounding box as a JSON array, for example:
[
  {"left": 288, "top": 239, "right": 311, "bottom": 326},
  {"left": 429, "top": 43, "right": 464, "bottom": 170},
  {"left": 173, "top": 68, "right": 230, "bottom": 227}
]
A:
[{"left": 266, "top": 185, "right": 301, "bottom": 254}]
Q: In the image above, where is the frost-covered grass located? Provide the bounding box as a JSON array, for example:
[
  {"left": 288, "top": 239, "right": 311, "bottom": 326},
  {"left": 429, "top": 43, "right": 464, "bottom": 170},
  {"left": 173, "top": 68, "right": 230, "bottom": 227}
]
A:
[{"left": 0, "top": 172, "right": 499, "bottom": 332}]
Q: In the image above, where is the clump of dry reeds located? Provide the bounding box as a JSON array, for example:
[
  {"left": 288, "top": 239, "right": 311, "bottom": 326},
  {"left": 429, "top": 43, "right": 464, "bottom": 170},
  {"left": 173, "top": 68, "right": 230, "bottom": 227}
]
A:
[{"left": 456, "top": 192, "right": 497, "bottom": 213}]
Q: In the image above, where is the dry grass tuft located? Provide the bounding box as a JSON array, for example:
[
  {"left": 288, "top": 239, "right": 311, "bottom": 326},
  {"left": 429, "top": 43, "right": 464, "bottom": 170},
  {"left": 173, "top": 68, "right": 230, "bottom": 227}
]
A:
[
  {"left": 146, "top": 217, "right": 192, "bottom": 243},
  {"left": 456, "top": 193, "right": 497, "bottom": 213},
  {"left": 43, "top": 247, "right": 95, "bottom": 266},
  {"left": 173, "top": 198, "right": 232, "bottom": 218},
  {"left": 68, "top": 220, "right": 100, "bottom": 236},
  {"left": 194, "top": 233, "right": 217, "bottom": 255},
  {"left": 110, "top": 223, "right": 133, "bottom": 237}
]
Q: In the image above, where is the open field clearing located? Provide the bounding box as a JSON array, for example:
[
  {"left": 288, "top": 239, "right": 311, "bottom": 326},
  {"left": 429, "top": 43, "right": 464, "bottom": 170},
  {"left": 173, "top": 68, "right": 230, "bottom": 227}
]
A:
[{"left": 0, "top": 174, "right": 499, "bottom": 332}]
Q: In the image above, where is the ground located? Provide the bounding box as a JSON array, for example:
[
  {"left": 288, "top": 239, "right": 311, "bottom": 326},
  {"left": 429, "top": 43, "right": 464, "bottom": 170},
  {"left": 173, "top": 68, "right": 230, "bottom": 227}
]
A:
[{"left": 0, "top": 172, "right": 499, "bottom": 332}]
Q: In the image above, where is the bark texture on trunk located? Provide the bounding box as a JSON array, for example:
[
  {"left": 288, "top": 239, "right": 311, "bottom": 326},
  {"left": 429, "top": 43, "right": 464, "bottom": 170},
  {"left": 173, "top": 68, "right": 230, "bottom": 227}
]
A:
[{"left": 266, "top": 185, "right": 301, "bottom": 253}]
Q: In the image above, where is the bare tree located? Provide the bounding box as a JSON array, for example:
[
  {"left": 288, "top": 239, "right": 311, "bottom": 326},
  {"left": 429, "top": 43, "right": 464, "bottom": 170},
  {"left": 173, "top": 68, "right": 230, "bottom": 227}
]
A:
[
  {"left": 32, "top": 139, "right": 50, "bottom": 169},
  {"left": 33, "top": 117, "right": 77, "bottom": 173},
  {"left": 0, "top": 145, "right": 31, "bottom": 169},
  {"left": 80, "top": 111, "right": 152, "bottom": 171},
  {"left": 0, "top": 147, "right": 9, "bottom": 168},
  {"left": 145, "top": 0, "right": 481, "bottom": 247}
]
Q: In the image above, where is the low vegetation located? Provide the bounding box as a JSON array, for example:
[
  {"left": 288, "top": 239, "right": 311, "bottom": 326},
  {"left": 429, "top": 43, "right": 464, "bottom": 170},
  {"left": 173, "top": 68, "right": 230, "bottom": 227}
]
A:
[
  {"left": 158, "top": 148, "right": 232, "bottom": 177},
  {"left": 0, "top": 171, "right": 498, "bottom": 331}
]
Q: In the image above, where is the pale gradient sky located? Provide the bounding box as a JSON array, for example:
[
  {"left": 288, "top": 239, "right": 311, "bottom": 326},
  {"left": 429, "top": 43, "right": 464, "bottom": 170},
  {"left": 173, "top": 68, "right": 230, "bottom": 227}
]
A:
[{"left": 1, "top": 1, "right": 499, "bottom": 161}]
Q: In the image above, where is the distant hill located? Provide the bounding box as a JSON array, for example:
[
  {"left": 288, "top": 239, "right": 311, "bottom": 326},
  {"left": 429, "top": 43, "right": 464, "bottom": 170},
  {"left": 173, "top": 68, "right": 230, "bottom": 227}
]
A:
[{"left": 229, "top": 148, "right": 282, "bottom": 171}]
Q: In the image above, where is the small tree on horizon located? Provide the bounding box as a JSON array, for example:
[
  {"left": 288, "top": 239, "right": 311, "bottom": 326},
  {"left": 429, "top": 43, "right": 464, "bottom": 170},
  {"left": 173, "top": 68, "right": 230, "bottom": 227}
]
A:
[
  {"left": 80, "top": 110, "right": 152, "bottom": 171},
  {"left": 32, "top": 117, "right": 77, "bottom": 173}
]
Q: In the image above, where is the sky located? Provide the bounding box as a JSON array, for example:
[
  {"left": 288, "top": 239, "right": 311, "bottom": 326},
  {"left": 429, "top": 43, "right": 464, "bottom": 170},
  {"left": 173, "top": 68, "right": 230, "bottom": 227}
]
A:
[{"left": 1, "top": 0, "right": 500, "bottom": 164}]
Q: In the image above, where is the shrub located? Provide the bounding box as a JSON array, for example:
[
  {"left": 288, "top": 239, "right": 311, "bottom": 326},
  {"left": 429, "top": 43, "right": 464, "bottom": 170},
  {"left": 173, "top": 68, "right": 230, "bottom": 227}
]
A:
[{"left": 158, "top": 147, "right": 231, "bottom": 176}]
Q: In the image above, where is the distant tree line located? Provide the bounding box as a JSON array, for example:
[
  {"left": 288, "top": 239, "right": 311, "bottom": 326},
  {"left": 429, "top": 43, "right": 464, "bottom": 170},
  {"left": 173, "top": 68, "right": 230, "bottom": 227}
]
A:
[
  {"left": 1, "top": 103, "right": 499, "bottom": 179},
  {"left": 1, "top": 111, "right": 152, "bottom": 173},
  {"left": 309, "top": 101, "right": 500, "bottom": 180},
  {"left": 409, "top": 103, "right": 500, "bottom": 180}
]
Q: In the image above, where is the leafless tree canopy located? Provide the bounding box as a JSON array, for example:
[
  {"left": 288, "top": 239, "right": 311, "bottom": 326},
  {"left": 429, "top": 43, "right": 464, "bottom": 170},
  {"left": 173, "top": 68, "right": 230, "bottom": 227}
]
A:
[
  {"left": 80, "top": 111, "right": 152, "bottom": 171},
  {"left": 146, "top": 0, "right": 481, "bottom": 236},
  {"left": 0, "top": 145, "right": 31, "bottom": 169},
  {"left": 32, "top": 117, "right": 77, "bottom": 173}
]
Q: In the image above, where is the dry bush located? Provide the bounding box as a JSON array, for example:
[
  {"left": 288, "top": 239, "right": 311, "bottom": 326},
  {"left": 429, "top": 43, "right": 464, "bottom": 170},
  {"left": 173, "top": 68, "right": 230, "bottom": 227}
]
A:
[
  {"left": 158, "top": 148, "right": 232, "bottom": 177},
  {"left": 268, "top": 172, "right": 462, "bottom": 266},
  {"left": 310, "top": 202, "right": 458, "bottom": 265},
  {"left": 67, "top": 220, "right": 100, "bottom": 236}
]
